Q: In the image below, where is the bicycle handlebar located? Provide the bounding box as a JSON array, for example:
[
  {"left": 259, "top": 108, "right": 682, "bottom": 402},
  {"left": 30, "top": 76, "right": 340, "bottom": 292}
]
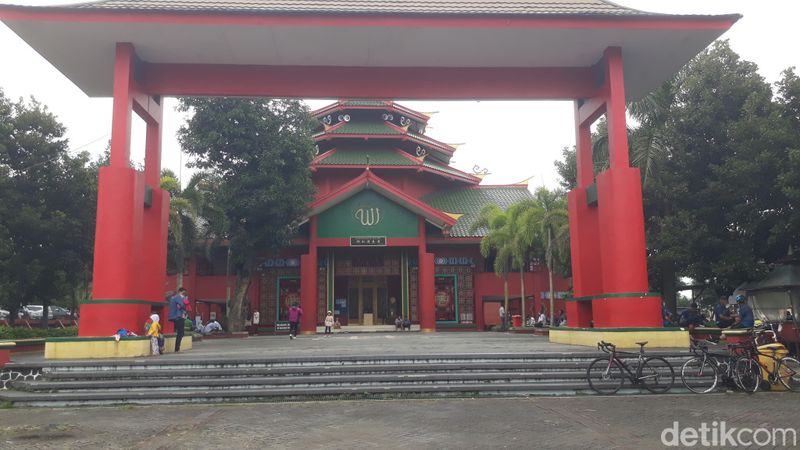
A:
[{"left": 597, "top": 341, "right": 616, "bottom": 352}]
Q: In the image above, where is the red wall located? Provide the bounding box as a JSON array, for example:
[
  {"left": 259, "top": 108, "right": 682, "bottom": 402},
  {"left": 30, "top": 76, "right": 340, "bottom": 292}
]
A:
[
  {"left": 166, "top": 274, "right": 261, "bottom": 323},
  {"left": 475, "top": 269, "right": 569, "bottom": 327}
]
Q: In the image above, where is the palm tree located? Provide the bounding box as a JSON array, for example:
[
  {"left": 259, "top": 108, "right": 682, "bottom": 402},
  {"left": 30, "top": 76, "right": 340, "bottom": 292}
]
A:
[
  {"left": 160, "top": 170, "right": 209, "bottom": 289},
  {"left": 519, "top": 187, "right": 570, "bottom": 327},
  {"left": 470, "top": 205, "right": 515, "bottom": 330},
  {"left": 591, "top": 79, "right": 677, "bottom": 187},
  {"left": 505, "top": 199, "right": 542, "bottom": 325}
]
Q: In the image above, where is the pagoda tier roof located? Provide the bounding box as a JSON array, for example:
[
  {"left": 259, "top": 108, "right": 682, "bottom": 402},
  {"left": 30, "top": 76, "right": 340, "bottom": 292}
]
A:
[
  {"left": 422, "top": 185, "right": 534, "bottom": 237},
  {"left": 311, "top": 100, "right": 431, "bottom": 124},
  {"left": 311, "top": 147, "right": 481, "bottom": 184},
  {"left": 0, "top": 1, "right": 738, "bottom": 100},
  {"left": 308, "top": 169, "right": 457, "bottom": 230},
  {"left": 313, "top": 120, "right": 455, "bottom": 161}
]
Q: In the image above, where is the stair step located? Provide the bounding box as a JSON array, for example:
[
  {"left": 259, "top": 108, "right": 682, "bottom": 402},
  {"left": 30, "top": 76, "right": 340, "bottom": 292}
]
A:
[
  {"left": 39, "top": 361, "right": 598, "bottom": 380},
  {"left": 15, "top": 371, "right": 590, "bottom": 392},
  {"left": 10, "top": 352, "right": 690, "bottom": 373},
  {"left": 1, "top": 382, "right": 678, "bottom": 406}
]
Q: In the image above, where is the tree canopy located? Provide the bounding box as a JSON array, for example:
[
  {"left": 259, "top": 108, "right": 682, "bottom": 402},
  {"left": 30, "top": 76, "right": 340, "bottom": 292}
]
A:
[
  {"left": 177, "top": 97, "right": 317, "bottom": 330},
  {"left": 0, "top": 89, "right": 97, "bottom": 323}
]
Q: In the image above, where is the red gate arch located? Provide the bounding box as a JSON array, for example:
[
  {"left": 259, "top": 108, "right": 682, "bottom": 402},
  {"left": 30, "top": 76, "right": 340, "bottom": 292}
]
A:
[{"left": 0, "top": 1, "right": 739, "bottom": 348}]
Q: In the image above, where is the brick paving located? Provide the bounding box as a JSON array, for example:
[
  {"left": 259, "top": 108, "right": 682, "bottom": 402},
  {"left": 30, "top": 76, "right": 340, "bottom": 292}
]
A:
[{"left": 0, "top": 394, "right": 798, "bottom": 449}]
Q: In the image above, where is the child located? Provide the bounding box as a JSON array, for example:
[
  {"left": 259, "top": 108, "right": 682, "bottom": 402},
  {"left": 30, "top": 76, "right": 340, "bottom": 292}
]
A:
[
  {"left": 146, "top": 313, "right": 165, "bottom": 356},
  {"left": 324, "top": 311, "right": 334, "bottom": 336}
]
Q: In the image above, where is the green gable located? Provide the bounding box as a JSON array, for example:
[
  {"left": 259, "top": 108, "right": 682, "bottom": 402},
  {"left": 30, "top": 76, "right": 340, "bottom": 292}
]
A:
[{"left": 317, "top": 190, "right": 419, "bottom": 239}]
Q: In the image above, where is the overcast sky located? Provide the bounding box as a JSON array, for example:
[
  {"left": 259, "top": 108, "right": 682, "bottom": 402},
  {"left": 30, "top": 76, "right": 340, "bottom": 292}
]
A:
[{"left": 1, "top": 1, "right": 798, "bottom": 189}]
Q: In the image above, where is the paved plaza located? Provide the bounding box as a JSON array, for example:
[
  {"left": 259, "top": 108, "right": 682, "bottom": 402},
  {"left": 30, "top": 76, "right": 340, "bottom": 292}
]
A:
[
  {"left": 0, "top": 393, "right": 797, "bottom": 449},
  {"left": 10, "top": 332, "right": 599, "bottom": 365}
]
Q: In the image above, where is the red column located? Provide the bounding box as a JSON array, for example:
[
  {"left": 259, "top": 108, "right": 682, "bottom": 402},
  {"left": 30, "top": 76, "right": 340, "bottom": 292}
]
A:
[
  {"left": 109, "top": 43, "right": 134, "bottom": 170},
  {"left": 300, "top": 217, "right": 318, "bottom": 334},
  {"left": 417, "top": 218, "right": 435, "bottom": 332},
  {"left": 80, "top": 43, "right": 148, "bottom": 336},
  {"left": 591, "top": 47, "right": 660, "bottom": 327},
  {"left": 603, "top": 47, "right": 631, "bottom": 171},
  {"left": 139, "top": 102, "right": 169, "bottom": 305},
  {"left": 566, "top": 107, "right": 601, "bottom": 328}
]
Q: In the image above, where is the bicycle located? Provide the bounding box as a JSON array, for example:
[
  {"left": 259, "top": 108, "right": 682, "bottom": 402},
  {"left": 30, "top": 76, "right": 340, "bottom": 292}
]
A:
[
  {"left": 587, "top": 340, "right": 675, "bottom": 394},
  {"left": 680, "top": 339, "right": 756, "bottom": 393},
  {"left": 738, "top": 329, "right": 800, "bottom": 392}
]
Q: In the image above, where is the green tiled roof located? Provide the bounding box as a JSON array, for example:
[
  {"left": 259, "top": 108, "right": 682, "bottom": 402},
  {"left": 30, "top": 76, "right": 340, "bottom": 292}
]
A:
[
  {"left": 317, "top": 148, "right": 413, "bottom": 166},
  {"left": 408, "top": 131, "right": 452, "bottom": 152},
  {"left": 67, "top": 0, "right": 658, "bottom": 16},
  {"left": 423, "top": 160, "right": 475, "bottom": 180},
  {"left": 329, "top": 121, "right": 403, "bottom": 135},
  {"left": 422, "top": 186, "right": 533, "bottom": 237}
]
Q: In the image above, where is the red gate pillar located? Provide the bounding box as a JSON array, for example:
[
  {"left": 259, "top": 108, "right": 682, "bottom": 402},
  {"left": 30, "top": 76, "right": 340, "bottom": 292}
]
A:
[
  {"left": 592, "top": 47, "right": 661, "bottom": 327},
  {"left": 300, "top": 217, "right": 318, "bottom": 334},
  {"left": 80, "top": 43, "right": 150, "bottom": 336},
  {"left": 566, "top": 108, "right": 601, "bottom": 328},
  {"left": 139, "top": 97, "right": 171, "bottom": 332},
  {"left": 417, "top": 218, "right": 436, "bottom": 332}
]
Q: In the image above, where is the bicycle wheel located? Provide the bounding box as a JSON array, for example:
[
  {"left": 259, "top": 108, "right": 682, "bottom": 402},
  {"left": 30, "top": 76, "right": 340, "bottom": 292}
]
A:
[
  {"left": 640, "top": 357, "right": 675, "bottom": 393},
  {"left": 734, "top": 358, "right": 762, "bottom": 393},
  {"left": 681, "top": 357, "right": 719, "bottom": 394},
  {"left": 587, "top": 358, "right": 624, "bottom": 394},
  {"left": 777, "top": 357, "right": 800, "bottom": 391}
]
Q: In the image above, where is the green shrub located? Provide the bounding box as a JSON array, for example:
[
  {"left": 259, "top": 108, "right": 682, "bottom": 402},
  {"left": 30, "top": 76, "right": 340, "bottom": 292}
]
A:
[{"left": 0, "top": 326, "right": 78, "bottom": 340}]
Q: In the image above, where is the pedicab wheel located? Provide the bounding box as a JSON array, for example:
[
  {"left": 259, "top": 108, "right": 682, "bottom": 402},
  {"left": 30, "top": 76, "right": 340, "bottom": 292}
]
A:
[{"left": 777, "top": 357, "right": 800, "bottom": 391}]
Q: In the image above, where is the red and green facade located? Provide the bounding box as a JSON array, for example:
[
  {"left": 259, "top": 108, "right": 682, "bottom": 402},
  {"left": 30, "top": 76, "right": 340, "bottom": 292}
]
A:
[{"left": 177, "top": 100, "right": 569, "bottom": 332}]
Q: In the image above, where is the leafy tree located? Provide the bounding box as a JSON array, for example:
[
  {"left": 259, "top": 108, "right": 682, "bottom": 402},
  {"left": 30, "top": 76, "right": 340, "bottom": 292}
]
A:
[
  {"left": 0, "top": 89, "right": 97, "bottom": 326},
  {"left": 775, "top": 67, "right": 800, "bottom": 254},
  {"left": 652, "top": 41, "right": 790, "bottom": 293},
  {"left": 177, "top": 98, "right": 317, "bottom": 331}
]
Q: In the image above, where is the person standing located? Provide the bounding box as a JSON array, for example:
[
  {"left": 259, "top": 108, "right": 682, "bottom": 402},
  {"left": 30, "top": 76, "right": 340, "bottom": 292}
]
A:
[
  {"left": 146, "top": 313, "right": 164, "bottom": 356},
  {"left": 324, "top": 311, "right": 334, "bottom": 336},
  {"left": 288, "top": 303, "right": 303, "bottom": 339},
  {"left": 168, "top": 287, "right": 187, "bottom": 352},
  {"left": 498, "top": 304, "right": 506, "bottom": 331}
]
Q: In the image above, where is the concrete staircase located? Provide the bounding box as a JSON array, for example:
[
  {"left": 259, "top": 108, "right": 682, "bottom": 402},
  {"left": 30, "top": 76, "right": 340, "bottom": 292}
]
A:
[{"left": 0, "top": 352, "right": 691, "bottom": 407}]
